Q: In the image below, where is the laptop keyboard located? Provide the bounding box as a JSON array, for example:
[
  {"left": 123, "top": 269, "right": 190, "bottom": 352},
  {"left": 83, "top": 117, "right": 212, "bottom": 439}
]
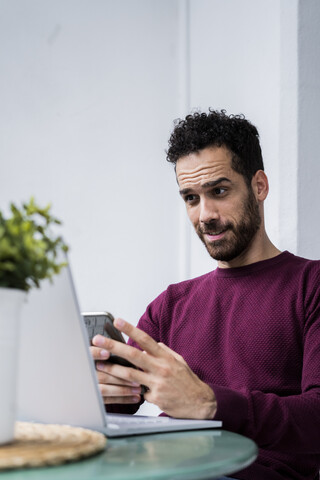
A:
[
  {"left": 106, "top": 414, "right": 222, "bottom": 434},
  {"left": 107, "top": 415, "right": 175, "bottom": 430},
  {"left": 114, "top": 415, "right": 170, "bottom": 424}
]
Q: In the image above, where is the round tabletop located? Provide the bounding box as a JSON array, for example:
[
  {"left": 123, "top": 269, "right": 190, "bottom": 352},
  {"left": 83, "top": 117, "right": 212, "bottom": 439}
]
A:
[{"left": 2, "top": 429, "right": 258, "bottom": 480}]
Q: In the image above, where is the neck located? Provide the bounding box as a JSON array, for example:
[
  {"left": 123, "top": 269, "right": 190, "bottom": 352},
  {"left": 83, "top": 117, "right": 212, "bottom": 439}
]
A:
[{"left": 217, "top": 229, "right": 281, "bottom": 269}]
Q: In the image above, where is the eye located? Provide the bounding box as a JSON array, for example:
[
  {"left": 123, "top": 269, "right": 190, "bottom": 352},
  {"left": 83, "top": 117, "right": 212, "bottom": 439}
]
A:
[
  {"left": 183, "top": 194, "right": 198, "bottom": 205},
  {"left": 213, "top": 187, "right": 227, "bottom": 196}
]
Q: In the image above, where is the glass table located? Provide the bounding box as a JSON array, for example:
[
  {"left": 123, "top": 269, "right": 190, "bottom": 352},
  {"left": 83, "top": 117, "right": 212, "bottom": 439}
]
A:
[{"left": 1, "top": 429, "right": 258, "bottom": 480}]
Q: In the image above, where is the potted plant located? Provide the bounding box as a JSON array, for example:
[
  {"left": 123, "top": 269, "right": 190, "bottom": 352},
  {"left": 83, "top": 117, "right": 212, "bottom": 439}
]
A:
[{"left": 0, "top": 197, "right": 68, "bottom": 444}]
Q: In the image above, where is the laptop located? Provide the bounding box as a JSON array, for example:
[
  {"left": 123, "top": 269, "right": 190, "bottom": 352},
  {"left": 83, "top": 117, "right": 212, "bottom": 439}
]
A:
[{"left": 17, "top": 259, "right": 222, "bottom": 437}]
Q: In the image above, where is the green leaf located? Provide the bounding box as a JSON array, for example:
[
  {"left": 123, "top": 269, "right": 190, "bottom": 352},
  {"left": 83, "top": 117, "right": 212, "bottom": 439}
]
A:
[{"left": 0, "top": 198, "right": 68, "bottom": 291}]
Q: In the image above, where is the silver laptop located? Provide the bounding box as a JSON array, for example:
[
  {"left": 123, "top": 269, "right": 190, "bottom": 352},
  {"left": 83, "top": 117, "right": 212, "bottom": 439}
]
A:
[{"left": 17, "top": 259, "right": 222, "bottom": 437}]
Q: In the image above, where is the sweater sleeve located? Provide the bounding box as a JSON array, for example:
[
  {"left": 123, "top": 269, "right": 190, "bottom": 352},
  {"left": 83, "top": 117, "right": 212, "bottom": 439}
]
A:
[
  {"left": 211, "top": 385, "right": 320, "bottom": 453},
  {"left": 212, "top": 268, "right": 320, "bottom": 454}
]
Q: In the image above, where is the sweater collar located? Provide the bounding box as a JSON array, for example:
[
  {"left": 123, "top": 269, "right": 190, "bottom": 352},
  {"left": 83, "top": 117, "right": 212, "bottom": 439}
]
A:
[{"left": 213, "top": 251, "right": 292, "bottom": 278}]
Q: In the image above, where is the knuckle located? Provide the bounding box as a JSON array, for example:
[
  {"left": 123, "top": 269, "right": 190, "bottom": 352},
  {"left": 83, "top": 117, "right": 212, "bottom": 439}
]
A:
[
  {"left": 147, "top": 391, "right": 167, "bottom": 411},
  {"left": 176, "top": 353, "right": 184, "bottom": 362},
  {"left": 125, "top": 368, "right": 136, "bottom": 382},
  {"left": 129, "top": 347, "right": 140, "bottom": 362},
  {"left": 139, "top": 330, "right": 150, "bottom": 345},
  {"left": 103, "top": 338, "right": 114, "bottom": 350},
  {"left": 119, "top": 386, "right": 133, "bottom": 396},
  {"left": 89, "top": 346, "right": 101, "bottom": 360},
  {"left": 158, "top": 365, "right": 171, "bottom": 378}
]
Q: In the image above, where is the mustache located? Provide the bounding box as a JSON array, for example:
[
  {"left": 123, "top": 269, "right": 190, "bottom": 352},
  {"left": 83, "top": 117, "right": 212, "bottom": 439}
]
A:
[{"left": 198, "top": 221, "right": 234, "bottom": 235}]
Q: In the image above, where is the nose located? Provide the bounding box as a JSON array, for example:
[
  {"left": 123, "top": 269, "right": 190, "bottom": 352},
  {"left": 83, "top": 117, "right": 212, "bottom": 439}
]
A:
[{"left": 199, "top": 197, "right": 219, "bottom": 225}]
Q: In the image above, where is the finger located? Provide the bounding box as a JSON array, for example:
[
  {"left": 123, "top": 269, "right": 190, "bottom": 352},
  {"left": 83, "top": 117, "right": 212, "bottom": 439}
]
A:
[
  {"left": 113, "top": 318, "right": 165, "bottom": 357},
  {"left": 96, "top": 363, "right": 139, "bottom": 386},
  {"left": 96, "top": 336, "right": 153, "bottom": 371},
  {"left": 89, "top": 345, "right": 110, "bottom": 361},
  {"left": 158, "top": 343, "right": 187, "bottom": 365},
  {"left": 96, "top": 370, "right": 133, "bottom": 386},
  {"left": 98, "top": 383, "right": 143, "bottom": 397},
  {"left": 92, "top": 335, "right": 109, "bottom": 349},
  {"left": 101, "top": 361, "right": 149, "bottom": 387}
]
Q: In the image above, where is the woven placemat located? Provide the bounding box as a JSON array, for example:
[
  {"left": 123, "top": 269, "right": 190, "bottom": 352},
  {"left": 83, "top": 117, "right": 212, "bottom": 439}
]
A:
[{"left": 0, "top": 422, "right": 107, "bottom": 470}]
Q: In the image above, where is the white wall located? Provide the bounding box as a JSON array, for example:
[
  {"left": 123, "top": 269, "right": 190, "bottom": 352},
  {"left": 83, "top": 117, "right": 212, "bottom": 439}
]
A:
[
  {"left": 0, "top": 0, "right": 182, "bottom": 325},
  {"left": 297, "top": 0, "right": 320, "bottom": 259},
  {"left": 278, "top": 0, "right": 299, "bottom": 255}
]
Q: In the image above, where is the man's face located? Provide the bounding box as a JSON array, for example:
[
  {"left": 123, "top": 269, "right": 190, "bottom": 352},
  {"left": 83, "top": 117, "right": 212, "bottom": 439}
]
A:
[{"left": 176, "top": 146, "right": 261, "bottom": 263}]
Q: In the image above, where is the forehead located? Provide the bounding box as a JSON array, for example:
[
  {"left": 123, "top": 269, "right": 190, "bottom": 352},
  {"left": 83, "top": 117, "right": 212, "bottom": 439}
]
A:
[{"left": 176, "top": 146, "right": 235, "bottom": 189}]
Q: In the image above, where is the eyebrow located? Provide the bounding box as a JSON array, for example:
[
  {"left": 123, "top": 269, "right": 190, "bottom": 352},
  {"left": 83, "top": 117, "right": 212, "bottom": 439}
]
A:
[{"left": 179, "top": 177, "right": 232, "bottom": 196}]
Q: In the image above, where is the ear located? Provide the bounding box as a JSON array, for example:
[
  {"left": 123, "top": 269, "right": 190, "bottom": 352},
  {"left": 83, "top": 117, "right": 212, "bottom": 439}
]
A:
[{"left": 251, "top": 170, "right": 269, "bottom": 202}]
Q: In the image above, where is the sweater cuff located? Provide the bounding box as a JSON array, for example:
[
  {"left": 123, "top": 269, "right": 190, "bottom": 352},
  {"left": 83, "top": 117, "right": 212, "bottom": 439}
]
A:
[
  {"left": 211, "top": 384, "right": 249, "bottom": 433},
  {"left": 106, "top": 400, "right": 142, "bottom": 415}
]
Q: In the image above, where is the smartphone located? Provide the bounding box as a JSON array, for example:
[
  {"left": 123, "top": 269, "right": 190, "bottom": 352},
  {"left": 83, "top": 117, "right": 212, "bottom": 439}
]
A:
[
  {"left": 82, "top": 311, "right": 137, "bottom": 368},
  {"left": 83, "top": 311, "right": 147, "bottom": 395}
]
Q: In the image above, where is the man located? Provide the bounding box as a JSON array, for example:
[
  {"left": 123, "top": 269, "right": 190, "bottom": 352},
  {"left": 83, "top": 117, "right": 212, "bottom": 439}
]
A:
[{"left": 91, "top": 110, "right": 320, "bottom": 479}]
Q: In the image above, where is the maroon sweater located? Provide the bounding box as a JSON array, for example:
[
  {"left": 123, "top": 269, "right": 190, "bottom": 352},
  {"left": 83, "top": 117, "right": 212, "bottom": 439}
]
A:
[{"left": 111, "top": 252, "right": 320, "bottom": 479}]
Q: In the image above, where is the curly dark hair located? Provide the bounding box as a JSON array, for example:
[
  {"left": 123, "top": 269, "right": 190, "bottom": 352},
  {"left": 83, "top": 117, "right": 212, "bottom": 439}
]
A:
[{"left": 166, "top": 109, "right": 264, "bottom": 185}]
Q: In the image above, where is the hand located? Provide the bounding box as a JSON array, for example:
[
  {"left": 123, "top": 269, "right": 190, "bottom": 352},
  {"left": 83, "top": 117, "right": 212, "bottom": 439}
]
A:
[
  {"left": 92, "top": 318, "right": 217, "bottom": 419},
  {"left": 89, "top": 342, "right": 142, "bottom": 405}
]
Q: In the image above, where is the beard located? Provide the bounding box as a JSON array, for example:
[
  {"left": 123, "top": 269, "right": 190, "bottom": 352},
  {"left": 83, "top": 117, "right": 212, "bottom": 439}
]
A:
[{"left": 196, "top": 187, "right": 261, "bottom": 262}]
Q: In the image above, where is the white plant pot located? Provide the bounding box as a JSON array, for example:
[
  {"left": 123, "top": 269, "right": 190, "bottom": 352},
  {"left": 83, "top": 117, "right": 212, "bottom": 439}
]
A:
[{"left": 0, "top": 288, "right": 26, "bottom": 444}]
